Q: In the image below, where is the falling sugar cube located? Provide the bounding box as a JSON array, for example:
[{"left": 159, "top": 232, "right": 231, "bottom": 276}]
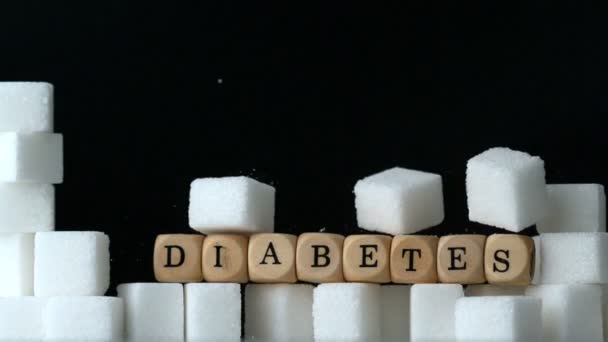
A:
[
  {"left": 245, "top": 284, "right": 314, "bottom": 341},
  {"left": 466, "top": 147, "right": 548, "bottom": 231},
  {"left": 380, "top": 285, "right": 410, "bottom": 340},
  {"left": 0, "top": 183, "right": 54, "bottom": 233},
  {"left": 117, "top": 283, "right": 184, "bottom": 341},
  {"left": 537, "top": 184, "right": 606, "bottom": 233},
  {"left": 410, "top": 284, "right": 464, "bottom": 342},
  {"left": 354, "top": 167, "right": 444, "bottom": 235},
  {"left": 34, "top": 231, "right": 110, "bottom": 296},
  {"left": 0, "top": 297, "right": 47, "bottom": 341},
  {"left": 0, "top": 82, "right": 53, "bottom": 132},
  {"left": 0, "top": 233, "right": 34, "bottom": 296},
  {"left": 189, "top": 176, "right": 275, "bottom": 234},
  {"left": 185, "top": 283, "right": 241, "bottom": 341}
]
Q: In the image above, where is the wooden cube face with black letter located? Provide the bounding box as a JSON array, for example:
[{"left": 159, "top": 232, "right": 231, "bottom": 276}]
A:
[
  {"left": 202, "top": 234, "right": 249, "bottom": 283},
  {"left": 248, "top": 233, "right": 298, "bottom": 283},
  {"left": 437, "top": 234, "right": 486, "bottom": 284},
  {"left": 154, "top": 234, "right": 205, "bottom": 282},
  {"left": 343, "top": 234, "right": 391, "bottom": 283},
  {"left": 390, "top": 235, "right": 438, "bottom": 283},
  {"left": 484, "top": 234, "right": 534, "bottom": 286},
  {"left": 296, "top": 233, "right": 345, "bottom": 283}
]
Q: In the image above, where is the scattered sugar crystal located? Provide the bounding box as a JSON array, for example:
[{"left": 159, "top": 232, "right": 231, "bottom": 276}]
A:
[
  {"left": 455, "top": 296, "right": 542, "bottom": 341},
  {"left": 466, "top": 147, "right": 548, "bottom": 231},
  {"left": 0, "top": 183, "right": 54, "bottom": 232},
  {"left": 465, "top": 284, "right": 525, "bottom": 296},
  {"left": 117, "top": 283, "right": 184, "bottom": 341},
  {"left": 537, "top": 184, "right": 606, "bottom": 233},
  {"left": 0, "top": 132, "right": 63, "bottom": 183},
  {"left": 185, "top": 283, "right": 241, "bottom": 341},
  {"left": 34, "top": 231, "right": 110, "bottom": 296},
  {"left": 0, "top": 233, "right": 34, "bottom": 295},
  {"left": 0, "top": 82, "right": 53, "bottom": 132},
  {"left": 380, "top": 285, "right": 410, "bottom": 340},
  {"left": 410, "top": 284, "right": 464, "bottom": 342},
  {"left": 354, "top": 167, "right": 444, "bottom": 235},
  {"left": 313, "top": 283, "right": 381, "bottom": 341},
  {"left": 245, "top": 284, "right": 313, "bottom": 341},
  {"left": 0, "top": 297, "right": 47, "bottom": 341},
  {"left": 189, "top": 176, "right": 275, "bottom": 234}
]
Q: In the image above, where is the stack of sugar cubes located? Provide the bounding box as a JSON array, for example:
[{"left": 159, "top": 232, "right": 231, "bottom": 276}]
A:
[{"left": 0, "top": 82, "right": 122, "bottom": 341}]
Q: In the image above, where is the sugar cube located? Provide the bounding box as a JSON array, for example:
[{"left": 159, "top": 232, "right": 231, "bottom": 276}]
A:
[
  {"left": 537, "top": 184, "right": 606, "bottom": 233},
  {"left": 0, "top": 82, "right": 53, "bottom": 132},
  {"left": 532, "top": 235, "right": 541, "bottom": 285},
  {"left": 455, "top": 296, "right": 542, "bottom": 341},
  {"left": 0, "top": 297, "right": 47, "bottom": 341},
  {"left": 0, "top": 233, "right": 34, "bottom": 295},
  {"left": 0, "top": 132, "right": 63, "bottom": 183},
  {"left": 603, "top": 286, "right": 608, "bottom": 342},
  {"left": 410, "top": 284, "right": 464, "bottom": 342},
  {"left": 526, "top": 284, "right": 603, "bottom": 341},
  {"left": 380, "top": 285, "right": 410, "bottom": 340},
  {"left": 313, "top": 283, "right": 381, "bottom": 341},
  {"left": 0, "top": 183, "right": 54, "bottom": 232},
  {"left": 538, "top": 232, "right": 608, "bottom": 284},
  {"left": 354, "top": 167, "right": 444, "bottom": 235},
  {"left": 245, "top": 284, "right": 313, "bottom": 341},
  {"left": 466, "top": 147, "right": 548, "bottom": 231},
  {"left": 465, "top": 284, "right": 525, "bottom": 296},
  {"left": 34, "top": 231, "right": 110, "bottom": 296},
  {"left": 185, "top": 283, "right": 241, "bottom": 341},
  {"left": 189, "top": 176, "right": 275, "bottom": 234},
  {"left": 45, "top": 296, "right": 124, "bottom": 341},
  {"left": 117, "top": 283, "right": 184, "bottom": 341}
]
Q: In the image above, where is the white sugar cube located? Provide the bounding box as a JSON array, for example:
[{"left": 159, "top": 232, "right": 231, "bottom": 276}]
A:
[
  {"left": 354, "top": 167, "right": 444, "bottom": 235},
  {"left": 466, "top": 147, "right": 548, "bottom": 231},
  {"left": 602, "top": 286, "right": 608, "bottom": 342},
  {"left": 0, "top": 82, "right": 53, "bottom": 132},
  {"left": 465, "top": 284, "right": 525, "bottom": 296},
  {"left": 0, "top": 132, "right": 63, "bottom": 183},
  {"left": 189, "top": 176, "right": 275, "bottom": 234},
  {"left": 117, "top": 283, "right": 184, "bottom": 341},
  {"left": 0, "top": 183, "right": 54, "bottom": 232},
  {"left": 380, "top": 285, "right": 410, "bottom": 340},
  {"left": 245, "top": 284, "right": 313, "bottom": 341},
  {"left": 0, "top": 233, "right": 34, "bottom": 295},
  {"left": 411, "top": 284, "right": 464, "bottom": 342},
  {"left": 45, "top": 296, "right": 124, "bottom": 341},
  {"left": 532, "top": 235, "right": 542, "bottom": 285},
  {"left": 313, "top": 283, "right": 381, "bottom": 341},
  {"left": 526, "top": 284, "right": 603, "bottom": 341},
  {"left": 537, "top": 184, "right": 606, "bottom": 233},
  {"left": 538, "top": 232, "right": 608, "bottom": 284},
  {"left": 455, "top": 296, "right": 542, "bottom": 341},
  {"left": 0, "top": 297, "right": 47, "bottom": 341},
  {"left": 185, "top": 283, "right": 241, "bottom": 341},
  {"left": 34, "top": 231, "right": 110, "bottom": 296}
]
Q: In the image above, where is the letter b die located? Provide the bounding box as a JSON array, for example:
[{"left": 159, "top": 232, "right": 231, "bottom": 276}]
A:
[
  {"left": 154, "top": 234, "right": 205, "bottom": 282},
  {"left": 296, "top": 233, "right": 345, "bottom": 283}
]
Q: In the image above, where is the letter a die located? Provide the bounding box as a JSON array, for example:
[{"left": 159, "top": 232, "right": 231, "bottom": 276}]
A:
[
  {"left": 343, "top": 235, "right": 391, "bottom": 283},
  {"left": 438, "top": 235, "right": 486, "bottom": 284},
  {"left": 296, "top": 233, "right": 345, "bottom": 283},
  {"left": 484, "top": 234, "right": 534, "bottom": 286},
  {"left": 248, "top": 233, "right": 297, "bottom": 283},
  {"left": 154, "top": 234, "right": 205, "bottom": 282}
]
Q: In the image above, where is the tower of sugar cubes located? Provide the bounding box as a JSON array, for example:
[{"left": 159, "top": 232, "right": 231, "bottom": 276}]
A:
[{"left": 0, "top": 82, "right": 123, "bottom": 341}]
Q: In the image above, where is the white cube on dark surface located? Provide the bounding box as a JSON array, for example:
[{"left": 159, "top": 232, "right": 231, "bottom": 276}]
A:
[
  {"left": 45, "top": 296, "right": 124, "bottom": 341},
  {"left": 117, "top": 283, "right": 184, "bottom": 341},
  {"left": 245, "top": 284, "right": 313, "bottom": 341},
  {"left": 465, "top": 284, "right": 525, "bottom": 296},
  {"left": 410, "top": 284, "right": 464, "bottom": 342},
  {"left": 0, "top": 132, "right": 63, "bottom": 183},
  {"left": 538, "top": 232, "right": 608, "bottom": 284},
  {"left": 0, "top": 183, "right": 54, "bottom": 232},
  {"left": 0, "top": 297, "right": 47, "bottom": 341},
  {"left": 189, "top": 176, "right": 275, "bottom": 234},
  {"left": 526, "top": 284, "right": 603, "bottom": 342},
  {"left": 34, "top": 231, "right": 110, "bottom": 296},
  {"left": 313, "top": 283, "right": 381, "bottom": 341},
  {"left": 0, "top": 82, "right": 53, "bottom": 132},
  {"left": 537, "top": 184, "right": 606, "bottom": 233},
  {"left": 354, "top": 167, "right": 444, "bottom": 235},
  {"left": 380, "top": 285, "right": 410, "bottom": 340},
  {"left": 185, "top": 283, "right": 241, "bottom": 341},
  {"left": 455, "top": 296, "right": 542, "bottom": 342},
  {"left": 466, "top": 147, "right": 548, "bottom": 231},
  {"left": 0, "top": 233, "right": 34, "bottom": 296}
]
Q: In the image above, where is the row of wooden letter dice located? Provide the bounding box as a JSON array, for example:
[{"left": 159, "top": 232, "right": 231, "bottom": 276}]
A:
[{"left": 154, "top": 233, "right": 535, "bottom": 285}]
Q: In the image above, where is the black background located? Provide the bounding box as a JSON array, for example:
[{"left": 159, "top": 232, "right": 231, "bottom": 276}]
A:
[{"left": 1, "top": 2, "right": 606, "bottom": 293}]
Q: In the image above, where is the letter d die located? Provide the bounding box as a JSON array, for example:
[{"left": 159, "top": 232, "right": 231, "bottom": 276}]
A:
[{"left": 154, "top": 234, "right": 205, "bottom": 282}]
